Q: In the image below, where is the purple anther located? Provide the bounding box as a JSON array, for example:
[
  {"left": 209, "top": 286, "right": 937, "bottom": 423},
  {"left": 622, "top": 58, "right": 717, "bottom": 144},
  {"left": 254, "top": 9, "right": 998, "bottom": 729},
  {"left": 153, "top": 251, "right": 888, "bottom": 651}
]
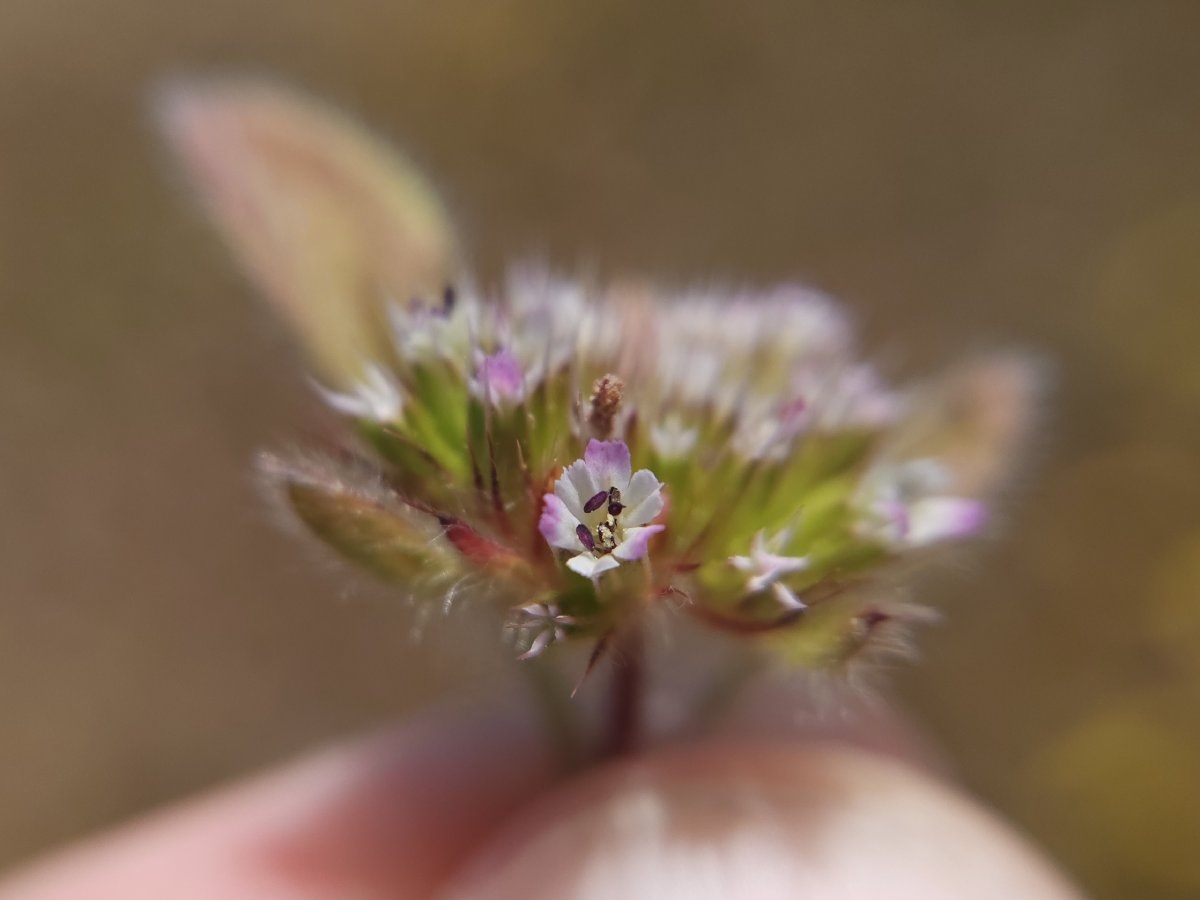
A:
[
  {"left": 608, "top": 501, "right": 624, "bottom": 516},
  {"left": 576, "top": 523, "right": 596, "bottom": 551},
  {"left": 584, "top": 490, "right": 609, "bottom": 514}
]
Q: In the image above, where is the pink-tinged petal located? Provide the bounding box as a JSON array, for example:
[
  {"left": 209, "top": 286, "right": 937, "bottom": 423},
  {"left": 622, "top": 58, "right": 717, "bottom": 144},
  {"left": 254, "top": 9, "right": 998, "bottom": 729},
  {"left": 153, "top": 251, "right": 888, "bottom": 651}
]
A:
[
  {"left": 881, "top": 499, "right": 911, "bottom": 542},
  {"left": 539, "top": 494, "right": 584, "bottom": 551},
  {"left": 556, "top": 460, "right": 596, "bottom": 521},
  {"left": 612, "top": 524, "right": 665, "bottom": 561},
  {"left": 584, "top": 440, "right": 632, "bottom": 491},
  {"left": 621, "top": 475, "right": 664, "bottom": 527},
  {"left": 475, "top": 349, "right": 525, "bottom": 403},
  {"left": 566, "top": 553, "right": 621, "bottom": 579},
  {"left": 907, "top": 498, "right": 987, "bottom": 546}
]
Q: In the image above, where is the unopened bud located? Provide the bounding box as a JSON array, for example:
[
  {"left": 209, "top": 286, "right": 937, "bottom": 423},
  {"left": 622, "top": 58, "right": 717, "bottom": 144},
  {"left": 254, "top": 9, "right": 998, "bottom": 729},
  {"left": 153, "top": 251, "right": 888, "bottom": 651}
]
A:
[
  {"left": 587, "top": 374, "right": 624, "bottom": 439},
  {"left": 259, "top": 452, "right": 460, "bottom": 584}
]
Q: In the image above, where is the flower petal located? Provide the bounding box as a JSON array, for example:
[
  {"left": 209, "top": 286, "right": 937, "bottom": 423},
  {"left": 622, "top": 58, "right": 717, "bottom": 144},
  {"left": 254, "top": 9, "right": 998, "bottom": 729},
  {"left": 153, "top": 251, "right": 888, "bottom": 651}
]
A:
[
  {"left": 539, "top": 494, "right": 584, "bottom": 551},
  {"left": 621, "top": 470, "right": 664, "bottom": 526},
  {"left": 314, "top": 363, "right": 403, "bottom": 422},
  {"left": 557, "top": 460, "right": 596, "bottom": 521},
  {"left": 516, "top": 628, "right": 555, "bottom": 660},
  {"left": 906, "top": 497, "right": 987, "bottom": 546},
  {"left": 771, "top": 582, "right": 808, "bottom": 610},
  {"left": 474, "top": 349, "right": 525, "bottom": 404},
  {"left": 584, "top": 439, "right": 632, "bottom": 492},
  {"left": 622, "top": 468, "right": 660, "bottom": 509},
  {"left": 612, "top": 524, "right": 665, "bottom": 561},
  {"left": 566, "top": 553, "right": 621, "bottom": 579}
]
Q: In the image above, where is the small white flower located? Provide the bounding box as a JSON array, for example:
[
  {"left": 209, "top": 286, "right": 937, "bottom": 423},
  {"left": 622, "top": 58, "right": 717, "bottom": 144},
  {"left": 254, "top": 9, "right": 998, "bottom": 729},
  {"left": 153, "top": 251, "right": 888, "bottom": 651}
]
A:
[
  {"left": 649, "top": 415, "right": 699, "bottom": 459},
  {"left": 387, "top": 290, "right": 477, "bottom": 366},
  {"left": 510, "top": 601, "right": 576, "bottom": 659},
  {"left": 791, "top": 363, "right": 902, "bottom": 433},
  {"left": 732, "top": 396, "right": 810, "bottom": 460},
  {"left": 315, "top": 363, "right": 404, "bottom": 423},
  {"left": 730, "top": 529, "right": 810, "bottom": 610},
  {"left": 539, "top": 439, "right": 665, "bottom": 580},
  {"left": 857, "top": 459, "right": 986, "bottom": 548}
]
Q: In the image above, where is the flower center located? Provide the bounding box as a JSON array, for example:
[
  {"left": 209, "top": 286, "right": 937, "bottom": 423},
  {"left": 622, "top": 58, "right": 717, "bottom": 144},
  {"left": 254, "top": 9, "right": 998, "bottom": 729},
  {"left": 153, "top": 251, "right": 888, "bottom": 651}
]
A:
[{"left": 576, "top": 486, "right": 625, "bottom": 555}]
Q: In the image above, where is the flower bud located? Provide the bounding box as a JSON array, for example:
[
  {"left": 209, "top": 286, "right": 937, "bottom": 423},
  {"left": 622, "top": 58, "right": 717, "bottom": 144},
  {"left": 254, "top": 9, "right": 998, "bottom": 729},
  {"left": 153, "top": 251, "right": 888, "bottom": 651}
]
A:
[{"left": 259, "top": 452, "right": 461, "bottom": 585}]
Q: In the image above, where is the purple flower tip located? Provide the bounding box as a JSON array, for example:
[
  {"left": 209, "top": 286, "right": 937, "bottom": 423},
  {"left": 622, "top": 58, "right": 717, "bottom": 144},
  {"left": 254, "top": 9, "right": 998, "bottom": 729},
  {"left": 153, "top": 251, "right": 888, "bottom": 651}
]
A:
[
  {"left": 475, "top": 349, "right": 525, "bottom": 402},
  {"left": 583, "top": 439, "right": 632, "bottom": 487}
]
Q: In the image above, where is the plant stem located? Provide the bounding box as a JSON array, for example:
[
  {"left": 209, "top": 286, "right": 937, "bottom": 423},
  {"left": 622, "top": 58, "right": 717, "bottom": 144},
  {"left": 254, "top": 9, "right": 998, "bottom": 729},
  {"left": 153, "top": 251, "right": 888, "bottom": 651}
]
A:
[
  {"left": 603, "top": 623, "right": 644, "bottom": 758},
  {"left": 686, "top": 650, "right": 763, "bottom": 735},
  {"left": 520, "top": 653, "right": 585, "bottom": 771}
]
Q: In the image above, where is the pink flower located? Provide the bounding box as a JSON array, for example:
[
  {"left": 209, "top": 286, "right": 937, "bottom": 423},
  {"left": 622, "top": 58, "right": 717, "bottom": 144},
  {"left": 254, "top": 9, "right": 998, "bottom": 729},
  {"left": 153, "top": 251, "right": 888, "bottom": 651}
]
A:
[
  {"left": 472, "top": 348, "right": 526, "bottom": 406},
  {"left": 858, "top": 460, "right": 987, "bottom": 549},
  {"left": 539, "top": 440, "right": 664, "bottom": 579}
]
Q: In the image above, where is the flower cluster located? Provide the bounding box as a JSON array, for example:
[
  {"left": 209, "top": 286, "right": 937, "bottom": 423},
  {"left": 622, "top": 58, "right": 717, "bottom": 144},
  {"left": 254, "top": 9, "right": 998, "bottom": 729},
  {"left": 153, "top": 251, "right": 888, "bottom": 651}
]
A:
[{"left": 160, "top": 81, "right": 1033, "bottom": 675}]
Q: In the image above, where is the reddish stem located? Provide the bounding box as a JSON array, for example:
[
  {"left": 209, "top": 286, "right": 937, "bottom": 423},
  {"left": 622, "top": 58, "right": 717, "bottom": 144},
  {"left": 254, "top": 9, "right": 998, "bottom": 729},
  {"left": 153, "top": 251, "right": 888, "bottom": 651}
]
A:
[{"left": 603, "top": 624, "right": 644, "bottom": 758}]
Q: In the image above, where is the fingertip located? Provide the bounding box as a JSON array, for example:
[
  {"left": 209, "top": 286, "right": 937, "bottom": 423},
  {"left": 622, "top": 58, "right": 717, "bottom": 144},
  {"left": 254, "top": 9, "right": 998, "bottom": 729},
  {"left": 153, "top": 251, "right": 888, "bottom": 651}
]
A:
[
  {"left": 0, "top": 699, "right": 556, "bottom": 900},
  {"left": 441, "top": 741, "right": 1085, "bottom": 900}
]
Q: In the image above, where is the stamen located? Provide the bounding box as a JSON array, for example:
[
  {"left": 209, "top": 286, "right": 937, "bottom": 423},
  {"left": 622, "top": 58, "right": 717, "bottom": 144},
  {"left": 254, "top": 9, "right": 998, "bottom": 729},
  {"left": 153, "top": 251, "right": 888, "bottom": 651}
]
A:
[
  {"left": 596, "top": 520, "right": 618, "bottom": 553},
  {"left": 584, "top": 489, "right": 609, "bottom": 514},
  {"left": 576, "top": 523, "right": 596, "bottom": 552},
  {"left": 606, "top": 486, "right": 624, "bottom": 515}
]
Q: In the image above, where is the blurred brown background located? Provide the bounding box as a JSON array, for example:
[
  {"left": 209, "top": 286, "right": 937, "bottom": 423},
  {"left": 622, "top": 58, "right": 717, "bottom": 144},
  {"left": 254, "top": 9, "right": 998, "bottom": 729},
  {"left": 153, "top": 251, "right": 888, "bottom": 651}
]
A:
[{"left": 2, "top": 2, "right": 1199, "bottom": 897}]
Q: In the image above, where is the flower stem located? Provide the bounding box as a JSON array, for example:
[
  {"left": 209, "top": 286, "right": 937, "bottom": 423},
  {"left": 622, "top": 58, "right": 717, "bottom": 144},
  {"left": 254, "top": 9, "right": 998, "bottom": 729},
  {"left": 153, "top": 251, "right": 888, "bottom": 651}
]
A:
[
  {"left": 520, "top": 654, "right": 586, "bottom": 771},
  {"left": 686, "top": 649, "right": 764, "bottom": 734},
  {"left": 603, "top": 623, "right": 644, "bottom": 758}
]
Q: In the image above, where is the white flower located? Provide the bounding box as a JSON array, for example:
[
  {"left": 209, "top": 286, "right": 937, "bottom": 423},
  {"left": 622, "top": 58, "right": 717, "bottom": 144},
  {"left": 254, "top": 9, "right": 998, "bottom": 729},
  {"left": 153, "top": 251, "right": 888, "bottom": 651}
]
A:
[
  {"left": 502, "top": 268, "right": 609, "bottom": 375},
  {"left": 510, "top": 601, "right": 575, "bottom": 659},
  {"left": 387, "top": 289, "right": 477, "bottom": 367},
  {"left": 471, "top": 348, "right": 527, "bottom": 406},
  {"left": 649, "top": 415, "right": 699, "bottom": 459},
  {"left": 732, "top": 396, "right": 809, "bottom": 460},
  {"left": 314, "top": 363, "right": 403, "bottom": 423},
  {"left": 857, "top": 459, "right": 986, "bottom": 548},
  {"left": 730, "top": 529, "right": 810, "bottom": 610},
  {"left": 539, "top": 439, "right": 665, "bottom": 580},
  {"left": 805, "top": 363, "right": 902, "bottom": 432},
  {"left": 650, "top": 286, "right": 851, "bottom": 418}
]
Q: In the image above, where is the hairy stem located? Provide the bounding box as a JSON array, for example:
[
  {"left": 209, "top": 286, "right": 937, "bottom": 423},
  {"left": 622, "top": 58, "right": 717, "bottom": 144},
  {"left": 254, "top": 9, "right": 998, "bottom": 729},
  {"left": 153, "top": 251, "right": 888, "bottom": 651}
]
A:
[
  {"left": 602, "top": 623, "right": 644, "bottom": 758},
  {"left": 686, "top": 649, "right": 764, "bottom": 734},
  {"left": 520, "top": 654, "right": 586, "bottom": 771}
]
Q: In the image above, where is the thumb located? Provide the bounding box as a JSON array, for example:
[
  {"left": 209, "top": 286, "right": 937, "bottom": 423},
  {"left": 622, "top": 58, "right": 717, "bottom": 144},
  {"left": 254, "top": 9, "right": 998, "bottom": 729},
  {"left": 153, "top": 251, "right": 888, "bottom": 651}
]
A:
[{"left": 440, "top": 740, "right": 1085, "bottom": 900}]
